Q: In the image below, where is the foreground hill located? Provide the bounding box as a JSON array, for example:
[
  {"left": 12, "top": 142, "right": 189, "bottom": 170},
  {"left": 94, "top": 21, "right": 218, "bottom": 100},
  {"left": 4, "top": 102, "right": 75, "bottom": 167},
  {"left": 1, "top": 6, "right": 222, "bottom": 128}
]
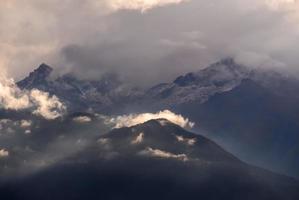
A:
[{"left": 1, "top": 120, "right": 298, "bottom": 200}]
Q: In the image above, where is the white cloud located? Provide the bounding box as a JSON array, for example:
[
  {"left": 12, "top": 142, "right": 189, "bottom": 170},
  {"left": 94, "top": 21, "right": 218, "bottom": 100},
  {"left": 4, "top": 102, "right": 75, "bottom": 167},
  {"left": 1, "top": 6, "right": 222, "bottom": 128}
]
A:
[
  {"left": 104, "top": 0, "right": 189, "bottom": 12},
  {"left": 0, "top": 75, "right": 31, "bottom": 110},
  {"left": 0, "top": 74, "right": 66, "bottom": 120},
  {"left": 20, "top": 120, "right": 32, "bottom": 128},
  {"left": 0, "top": 149, "right": 9, "bottom": 158},
  {"left": 175, "top": 135, "right": 196, "bottom": 146},
  {"left": 110, "top": 110, "right": 195, "bottom": 129},
  {"left": 30, "top": 89, "right": 66, "bottom": 120},
  {"left": 140, "top": 147, "right": 188, "bottom": 161},
  {"left": 131, "top": 132, "right": 144, "bottom": 144},
  {"left": 73, "top": 116, "right": 92, "bottom": 123}
]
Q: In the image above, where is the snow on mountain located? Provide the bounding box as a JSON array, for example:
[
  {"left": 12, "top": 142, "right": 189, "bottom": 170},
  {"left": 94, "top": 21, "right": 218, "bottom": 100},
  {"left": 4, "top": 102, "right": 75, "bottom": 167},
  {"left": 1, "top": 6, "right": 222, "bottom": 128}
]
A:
[
  {"left": 16, "top": 58, "right": 299, "bottom": 114},
  {"left": 141, "top": 58, "right": 252, "bottom": 108}
]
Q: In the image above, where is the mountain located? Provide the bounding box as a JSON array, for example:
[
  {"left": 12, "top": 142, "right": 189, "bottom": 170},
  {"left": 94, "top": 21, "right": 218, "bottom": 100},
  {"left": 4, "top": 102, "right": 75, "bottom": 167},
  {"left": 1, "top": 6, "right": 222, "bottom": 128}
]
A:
[
  {"left": 127, "top": 58, "right": 299, "bottom": 178},
  {"left": 17, "top": 58, "right": 299, "bottom": 113},
  {"left": 137, "top": 58, "right": 299, "bottom": 110},
  {"left": 17, "top": 63, "right": 53, "bottom": 90},
  {"left": 16, "top": 58, "right": 254, "bottom": 113},
  {"left": 95, "top": 119, "right": 240, "bottom": 163},
  {"left": 138, "top": 58, "right": 251, "bottom": 109},
  {"left": 15, "top": 58, "right": 299, "bottom": 178},
  {"left": 1, "top": 119, "right": 299, "bottom": 200},
  {"left": 17, "top": 64, "right": 140, "bottom": 113},
  {"left": 175, "top": 79, "right": 299, "bottom": 177}
]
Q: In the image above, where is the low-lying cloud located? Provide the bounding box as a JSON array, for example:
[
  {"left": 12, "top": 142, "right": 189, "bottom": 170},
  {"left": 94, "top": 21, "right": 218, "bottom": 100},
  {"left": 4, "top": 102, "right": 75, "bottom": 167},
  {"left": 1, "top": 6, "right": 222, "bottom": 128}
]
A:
[
  {"left": 30, "top": 89, "right": 66, "bottom": 120},
  {"left": 20, "top": 120, "right": 32, "bottom": 128},
  {"left": 131, "top": 132, "right": 144, "bottom": 144},
  {"left": 175, "top": 135, "right": 196, "bottom": 146},
  {"left": 110, "top": 110, "right": 195, "bottom": 129},
  {"left": 0, "top": 74, "right": 66, "bottom": 120},
  {"left": 0, "top": 149, "right": 9, "bottom": 158},
  {"left": 73, "top": 116, "right": 92, "bottom": 123},
  {"left": 0, "top": 76, "right": 31, "bottom": 110},
  {"left": 140, "top": 147, "right": 188, "bottom": 161}
]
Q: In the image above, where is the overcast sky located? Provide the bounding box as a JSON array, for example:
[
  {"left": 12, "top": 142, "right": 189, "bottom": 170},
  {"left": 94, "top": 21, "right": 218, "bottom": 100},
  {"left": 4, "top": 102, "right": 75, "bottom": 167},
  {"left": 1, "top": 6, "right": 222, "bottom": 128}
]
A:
[{"left": 1, "top": 0, "right": 299, "bottom": 86}]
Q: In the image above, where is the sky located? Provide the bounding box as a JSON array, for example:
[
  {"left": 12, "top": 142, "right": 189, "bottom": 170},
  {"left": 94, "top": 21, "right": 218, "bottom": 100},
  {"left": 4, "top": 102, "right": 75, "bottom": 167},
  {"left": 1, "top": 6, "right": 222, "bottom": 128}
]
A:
[{"left": 0, "top": 0, "right": 299, "bottom": 86}]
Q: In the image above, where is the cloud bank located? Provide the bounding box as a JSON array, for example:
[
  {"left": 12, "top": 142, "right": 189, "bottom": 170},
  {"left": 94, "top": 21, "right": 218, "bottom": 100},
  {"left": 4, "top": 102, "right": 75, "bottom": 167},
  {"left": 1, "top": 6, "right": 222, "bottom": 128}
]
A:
[
  {"left": 0, "top": 74, "right": 66, "bottom": 120},
  {"left": 30, "top": 89, "right": 66, "bottom": 120},
  {"left": 110, "top": 110, "right": 194, "bottom": 129},
  {"left": 0, "top": 76, "right": 30, "bottom": 110},
  {"left": 1, "top": 0, "right": 299, "bottom": 86}
]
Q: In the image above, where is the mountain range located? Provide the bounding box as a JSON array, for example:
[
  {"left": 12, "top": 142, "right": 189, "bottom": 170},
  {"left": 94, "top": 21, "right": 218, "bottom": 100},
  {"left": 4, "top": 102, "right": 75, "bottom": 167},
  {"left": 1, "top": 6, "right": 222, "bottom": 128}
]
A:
[
  {"left": 15, "top": 58, "right": 299, "bottom": 178},
  {"left": 0, "top": 58, "right": 299, "bottom": 199}
]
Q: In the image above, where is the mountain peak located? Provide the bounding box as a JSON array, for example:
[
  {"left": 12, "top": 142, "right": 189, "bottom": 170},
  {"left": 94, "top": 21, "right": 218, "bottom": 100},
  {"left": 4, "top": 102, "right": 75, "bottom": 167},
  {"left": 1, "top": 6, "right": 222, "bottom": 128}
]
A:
[
  {"left": 17, "top": 63, "right": 53, "bottom": 89},
  {"left": 208, "top": 57, "right": 246, "bottom": 72},
  {"left": 217, "top": 57, "right": 235, "bottom": 66},
  {"left": 134, "top": 118, "right": 178, "bottom": 129},
  {"left": 173, "top": 57, "right": 249, "bottom": 87},
  {"left": 104, "top": 118, "right": 240, "bottom": 164},
  {"left": 34, "top": 63, "right": 53, "bottom": 75}
]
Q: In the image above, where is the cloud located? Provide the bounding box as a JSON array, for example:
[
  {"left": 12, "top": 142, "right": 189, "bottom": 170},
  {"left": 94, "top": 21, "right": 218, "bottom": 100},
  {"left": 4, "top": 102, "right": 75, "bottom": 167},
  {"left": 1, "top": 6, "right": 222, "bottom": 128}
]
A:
[
  {"left": 0, "top": 76, "right": 31, "bottom": 110},
  {"left": 105, "top": 0, "right": 189, "bottom": 12},
  {"left": 140, "top": 147, "right": 188, "bottom": 161},
  {"left": 110, "top": 110, "right": 195, "bottom": 129},
  {"left": 0, "top": 119, "right": 13, "bottom": 125},
  {"left": 0, "top": 149, "right": 9, "bottom": 158},
  {"left": 0, "top": 119, "right": 33, "bottom": 135},
  {"left": 73, "top": 116, "right": 92, "bottom": 123},
  {"left": 1, "top": 0, "right": 299, "bottom": 87},
  {"left": 131, "top": 132, "right": 144, "bottom": 144},
  {"left": 175, "top": 135, "right": 196, "bottom": 146},
  {"left": 20, "top": 120, "right": 32, "bottom": 128},
  {"left": 30, "top": 89, "right": 66, "bottom": 120},
  {"left": 0, "top": 74, "right": 66, "bottom": 120}
]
